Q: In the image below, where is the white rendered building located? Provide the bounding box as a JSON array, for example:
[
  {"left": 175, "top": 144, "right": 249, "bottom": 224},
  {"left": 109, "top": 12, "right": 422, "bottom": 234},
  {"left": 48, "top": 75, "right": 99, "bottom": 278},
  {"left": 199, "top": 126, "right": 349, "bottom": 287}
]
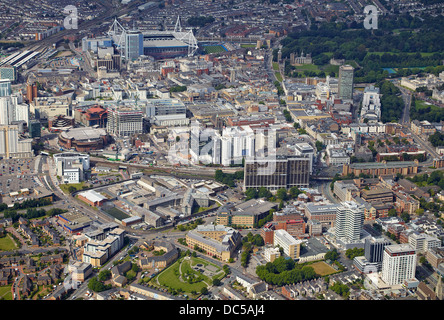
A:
[
  {"left": 381, "top": 244, "right": 416, "bottom": 286},
  {"left": 54, "top": 152, "right": 90, "bottom": 184},
  {"left": 334, "top": 201, "right": 365, "bottom": 243},
  {"left": 273, "top": 229, "right": 302, "bottom": 259}
]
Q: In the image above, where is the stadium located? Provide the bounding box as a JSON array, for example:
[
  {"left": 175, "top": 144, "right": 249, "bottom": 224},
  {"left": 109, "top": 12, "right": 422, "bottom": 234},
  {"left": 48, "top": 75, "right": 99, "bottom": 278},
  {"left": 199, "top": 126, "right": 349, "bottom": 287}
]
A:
[{"left": 109, "top": 18, "right": 198, "bottom": 60}]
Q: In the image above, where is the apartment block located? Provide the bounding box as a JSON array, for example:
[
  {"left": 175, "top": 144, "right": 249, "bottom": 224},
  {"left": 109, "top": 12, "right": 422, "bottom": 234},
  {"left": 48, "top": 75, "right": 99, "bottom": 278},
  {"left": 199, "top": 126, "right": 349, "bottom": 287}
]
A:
[
  {"left": 273, "top": 229, "right": 302, "bottom": 259},
  {"left": 381, "top": 244, "right": 416, "bottom": 286}
]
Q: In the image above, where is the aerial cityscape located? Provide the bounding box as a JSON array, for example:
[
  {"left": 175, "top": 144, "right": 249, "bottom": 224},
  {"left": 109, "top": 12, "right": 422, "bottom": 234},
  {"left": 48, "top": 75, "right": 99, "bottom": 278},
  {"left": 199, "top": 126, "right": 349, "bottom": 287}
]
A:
[{"left": 0, "top": 0, "right": 444, "bottom": 308}]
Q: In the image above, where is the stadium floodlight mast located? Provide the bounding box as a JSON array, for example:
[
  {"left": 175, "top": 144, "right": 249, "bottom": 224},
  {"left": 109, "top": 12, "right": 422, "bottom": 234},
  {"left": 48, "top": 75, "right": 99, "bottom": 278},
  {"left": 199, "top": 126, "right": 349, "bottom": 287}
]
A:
[
  {"left": 108, "top": 18, "right": 128, "bottom": 59},
  {"left": 174, "top": 15, "right": 182, "bottom": 33},
  {"left": 171, "top": 17, "right": 198, "bottom": 57}
]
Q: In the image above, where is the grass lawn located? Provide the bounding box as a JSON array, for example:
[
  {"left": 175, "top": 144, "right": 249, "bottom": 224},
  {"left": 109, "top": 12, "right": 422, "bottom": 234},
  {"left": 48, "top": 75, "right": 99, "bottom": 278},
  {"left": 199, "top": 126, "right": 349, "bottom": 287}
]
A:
[
  {"left": 203, "top": 45, "right": 227, "bottom": 54},
  {"left": 59, "top": 182, "right": 86, "bottom": 194},
  {"left": 322, "top": 64, "right": 340, "bottom": 76},
  {"left": 272, "top": 62, "right": 280, "bottom": 71},
  {"left": 0, "top": 234, "right": 18, "bottom": 251},
  {"left": 0, "top": 285, "right": 12, "bottom": 300},
  {"left": 153, "top": 256, "right": 224, "bottom": 297},
  {"left": 31, "top": 285, "right": 51, "bottom": 300},
  {"left": 293, "top": 63, "right": 321, "bottom": 72},
  {"left": 275, "top": 72, "right": 283, "bottom": 82},
  {"left": 309, "top": 261, "right": 338, "bottom": 276},
  {"left": 415, "top": 99, "right": 437, "bottom": 109},
  {"left": 367, "top": 51, "right": 439, "bottom": 57},
  {"left": 240, "top": 44, "right": 256, "bottom": 48}
]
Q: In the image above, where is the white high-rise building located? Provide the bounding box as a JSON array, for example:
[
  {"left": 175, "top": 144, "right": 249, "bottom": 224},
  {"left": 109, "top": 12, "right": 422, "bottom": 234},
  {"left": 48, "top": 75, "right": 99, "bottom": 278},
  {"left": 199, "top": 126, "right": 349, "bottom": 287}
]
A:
[
  {"left": 0, "top": 124, "right": 33, "bottom": 158},
  {"left": 220, "top": 126, "right": 255, "bottom": 166},
  {"left": 0, "top": 96, "right": 14, "bottom": 125},
  {"left": 211, "top": 132, "right": 222, "bottom": 165},
  {"left": 381, "top": 244, "right": 416, "bottom": 286},
  {"left": 334, "top": 201, "right": 365, "bottom": 243},
  {"left": 360, "top": 85, "right": 381, "bottom": 123},
  {"left": 0, "top": 79, "right": 11, "bottom": 97},
  {"left": 0, "top": 93, "right": 28, "bottom": 125}
]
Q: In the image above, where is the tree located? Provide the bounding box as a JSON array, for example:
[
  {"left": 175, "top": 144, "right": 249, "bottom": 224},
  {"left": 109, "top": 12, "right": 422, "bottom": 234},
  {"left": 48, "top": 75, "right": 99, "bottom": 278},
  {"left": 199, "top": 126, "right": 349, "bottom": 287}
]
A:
[
  {"left": 315, "top": 141, "right": 325, "bottom": 152},
  {"left": 98, "top": 270, "right": 111, "bottom": 281},
  {"left": 87, "top": 276, "right": 110, "bottom": 292},
  {"left": 325, "top": 249, "right": 339, "bottom": 261},
  {"left": 245, "top": 188, "right": 258, "bottom": 200},
  {"left": 276, "top": 188, "right": 288, "bottom": 201},
  {"left": 252, "top": 234, "right": 264, "bottom": 246},
  {"left": 388, "top": 208, "right": 397, "bottom": 217},
  {"left": 258, "top": 187, "right": 272, "bottom": 199},
  {"left": 289, "top": 186, "right": 302, "bottom": 199},
  {"left": 345, "top": 247, "right": 364, "bottom": 260}
]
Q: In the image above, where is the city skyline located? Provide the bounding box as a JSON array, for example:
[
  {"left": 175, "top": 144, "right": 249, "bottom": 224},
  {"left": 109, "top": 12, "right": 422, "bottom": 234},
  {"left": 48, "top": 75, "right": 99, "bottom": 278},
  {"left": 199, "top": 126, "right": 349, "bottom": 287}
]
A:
[{"left": 0, "top": 0, "right": 442, "bottom": 309}]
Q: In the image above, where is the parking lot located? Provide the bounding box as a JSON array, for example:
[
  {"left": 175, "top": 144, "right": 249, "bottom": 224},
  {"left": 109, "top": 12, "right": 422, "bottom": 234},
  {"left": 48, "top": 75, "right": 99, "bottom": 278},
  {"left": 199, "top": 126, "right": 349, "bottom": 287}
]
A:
[{"left": 0, "top": 158, "right": 40, "bottom": 199}]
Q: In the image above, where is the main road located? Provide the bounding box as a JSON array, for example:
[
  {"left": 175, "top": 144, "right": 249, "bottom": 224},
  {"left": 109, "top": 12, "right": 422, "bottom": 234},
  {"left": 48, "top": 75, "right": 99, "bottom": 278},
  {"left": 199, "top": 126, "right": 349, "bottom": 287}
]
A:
[{"left": 395, "top": 81, "right": 413, "bottom": 125}]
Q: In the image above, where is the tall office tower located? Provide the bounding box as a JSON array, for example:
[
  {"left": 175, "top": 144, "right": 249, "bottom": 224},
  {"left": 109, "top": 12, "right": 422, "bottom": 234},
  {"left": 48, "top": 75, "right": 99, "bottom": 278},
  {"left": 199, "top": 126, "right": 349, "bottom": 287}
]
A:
[
  {"left": 381, "top": 244, "right": 416, "bottom": 285},
  {"left": 338, "top": 64, "right": 354, "bottom": 100},
  {"left": 364, "top": 237, "right": 391, "bottom": 270},
  {"left": 244, "top": 155, "right": 310, "bottom": 191},
  {"left": 0, "top": 79, "right": 11, "bottom": 97},
  {"left": 293, "top": 142, "right": 315, "bottom": 174},
  {"left": 106, "top": 107, "right": 143, "bottom": 137},
  {"left": 29, "top": 120, "right": 41, "bottom": 138},
  {"left": 334, "top": 201, "right": 364, "bottom": 243},
  {"left": 124, "top": 30, "right": 143, "bottom": 61},
  {"left": 0, "top": 124, "right": 33, "bottom": 158}
]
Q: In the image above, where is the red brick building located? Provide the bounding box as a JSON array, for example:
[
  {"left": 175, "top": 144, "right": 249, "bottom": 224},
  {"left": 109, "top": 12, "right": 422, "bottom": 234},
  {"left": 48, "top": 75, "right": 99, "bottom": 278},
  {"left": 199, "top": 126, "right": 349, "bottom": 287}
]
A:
[{"left": 74, "top": 105, "right": 108, "bottom": 128}]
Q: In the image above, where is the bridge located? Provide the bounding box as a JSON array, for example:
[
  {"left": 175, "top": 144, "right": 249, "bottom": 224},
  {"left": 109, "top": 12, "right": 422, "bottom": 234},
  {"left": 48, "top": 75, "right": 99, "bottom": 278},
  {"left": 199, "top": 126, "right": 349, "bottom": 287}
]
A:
[{"left": 310, "top": 176, "right": 335, "bottom": 181}]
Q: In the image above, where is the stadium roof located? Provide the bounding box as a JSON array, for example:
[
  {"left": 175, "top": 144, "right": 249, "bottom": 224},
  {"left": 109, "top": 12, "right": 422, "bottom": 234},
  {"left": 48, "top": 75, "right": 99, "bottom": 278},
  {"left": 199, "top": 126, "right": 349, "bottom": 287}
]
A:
[{"left": 143, "top": 38, "right": 188, "bottom": 48}]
